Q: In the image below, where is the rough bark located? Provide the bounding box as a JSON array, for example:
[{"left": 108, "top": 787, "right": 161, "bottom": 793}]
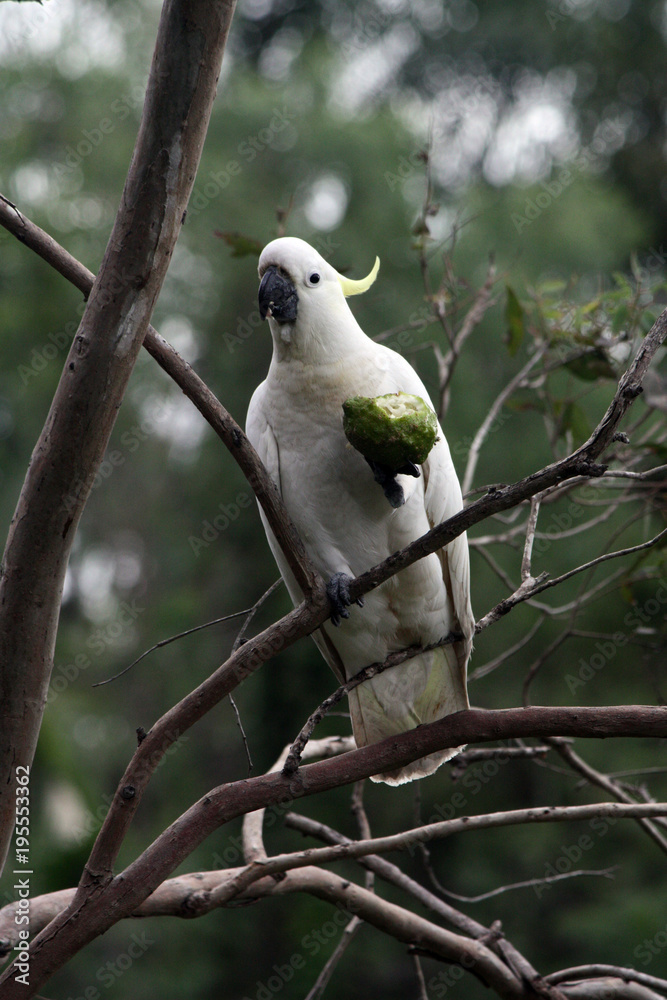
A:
[
  {"left": 1, "top": 706, "right": 665, "bottom": 998},
  {"left": 0, "top": 0, "right": 237, "bottom": 877}
]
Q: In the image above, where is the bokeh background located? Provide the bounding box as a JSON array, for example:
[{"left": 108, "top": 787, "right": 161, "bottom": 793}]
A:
[{"left": 1, "top": 0, "right": 666, "bottom": 997}]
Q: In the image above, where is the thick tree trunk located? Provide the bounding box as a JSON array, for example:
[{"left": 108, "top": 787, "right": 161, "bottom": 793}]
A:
[{"left": 0, "top": 0, "right": 237, "bottom": 877}]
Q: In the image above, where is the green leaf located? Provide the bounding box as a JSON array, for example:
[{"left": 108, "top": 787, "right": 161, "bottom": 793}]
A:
[
  {"left": 611, "top": 302, "right": 629, "bottom": 333},
  {"left": 641, "top": 310, "right": 658, "bottom": 333},
  {"left": 537, "top": 279, "right": 567, "bottom": 295},
  {"left": 580, "top": 298, "right": 602, "bottom": 315},
  {"left": 559, "top": 401, "right": 590, "bottom": 445},
  {"left": 504, "top": 285, "right": 525, "bottom": 356},
  {"left": 214, "top": 230, "right": 262, "bottom": 258},
  {"left": 504, "top": 389, "right": 546, "bottom": 413},
  {"left": 565, "top": 349, "right": 616, "bottom": 381}
]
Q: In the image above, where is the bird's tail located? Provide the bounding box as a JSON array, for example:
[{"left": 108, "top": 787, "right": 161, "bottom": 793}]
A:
[{"left": 348, "top": 644, "right": 469, "bottom": 785}]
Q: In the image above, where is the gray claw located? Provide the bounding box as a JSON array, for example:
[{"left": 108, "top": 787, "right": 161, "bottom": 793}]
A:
[
  {"left": 327, "top": 572, "right": 356, "bottom": 627},
  {"left": 365, "top": 458, "right": 420, "bottom": 508}
]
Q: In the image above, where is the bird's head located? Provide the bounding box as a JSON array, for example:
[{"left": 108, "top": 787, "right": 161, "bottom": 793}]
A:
[{"left": 257, "top": 237, "right": 379, "bottom": 357}]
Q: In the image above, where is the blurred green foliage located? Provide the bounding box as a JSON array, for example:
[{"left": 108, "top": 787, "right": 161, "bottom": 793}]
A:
[{"left": 0, "top": 1, "right": 666, "bottom": 997}]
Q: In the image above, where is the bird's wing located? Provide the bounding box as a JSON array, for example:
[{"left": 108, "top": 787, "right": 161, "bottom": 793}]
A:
[
  {"left": 422, "top": 437, "right": 474, "bottom": 675},
  {"left": 247, "top": 382, "right": 278, "bottom": 479},
  {"left": 374, "top": 343, "right": 474, "bottom": 673},
  {"left": 247, "top": 381, "right": 349, "bottom": 683},
  {"left": 246, "top": 382, "right": 299, "bottom": 599}
]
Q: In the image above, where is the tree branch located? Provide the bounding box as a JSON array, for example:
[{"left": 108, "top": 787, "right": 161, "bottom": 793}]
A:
[
  {"left": 204, "top": 801, "right": 667, "bottom": 894},
  {"left": 0, "top": 0, "right": 239, "bottom": 878},
  {"left": 3, "top": 705, "right": 666, "bottom": 998},
  {"left": 0, "top": 197, "right": 321, "bottom": 603},
  {"left": 547, "top": 968, "right": 667, "bottom": 995},
  {"left": 347, "top": 305, "right": 667, "bottom": 606}
]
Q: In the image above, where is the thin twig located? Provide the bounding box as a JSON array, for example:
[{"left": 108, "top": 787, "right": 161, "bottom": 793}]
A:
[
  {"left": 547, "top": 739, "right": 667, "bottom": 854},
  {"left": 462, "top": 348, "right": 547, "bottom": 494},
  {"left": 284, "top": 811, "right": 495, "bottom": 940},
  {"left": 521, "top": 496, "right": 542, "bottom": 581},
  {"left": 469, "top": 616, "right": 545, "bottom": 682},
  {"left": 412, "top": 954, "right": 429, "bottom": 1000},
  {"left": 93, "top": 606, "right": 260, "bottom": 687},
  {"left": 351, "top": 781, "right": 374, "bottom": 891},
  {"left": 431, "top": 867, "right": 617, "bottom": 904},
  {"left": 303, "top": 917, "right": 363, "bottom": 1000},
  {"left": 212, "top": 801, "right": 667, "bottom": 902},
  {"left": 476, "top": 527, "right": 667, "bottom": 631},
  {"left": 522, "top": 629, "right": 572, "bottom": 707},
  {"left": 229, "top": 695, "right": 253, "bottom": 775},
  {"left": 231, "top": 577, "right": 283, "bottom": 653},
  {"left": 546, "top": 966, "right": 667, "bottom": 994}
]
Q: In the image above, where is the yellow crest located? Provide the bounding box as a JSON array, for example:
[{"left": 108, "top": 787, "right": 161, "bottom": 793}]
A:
[{"left": 337, "top": 256, "right": 380, "bottom": 297}]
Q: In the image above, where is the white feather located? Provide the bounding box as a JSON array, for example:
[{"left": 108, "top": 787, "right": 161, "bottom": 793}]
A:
[{"left": 246, "top": 238, "right": 473, "bottom": 784}]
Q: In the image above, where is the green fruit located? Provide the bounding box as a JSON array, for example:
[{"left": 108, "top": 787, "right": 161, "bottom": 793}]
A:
[{"left": 342, "top": 393, "right": 438, "bottom": 470}]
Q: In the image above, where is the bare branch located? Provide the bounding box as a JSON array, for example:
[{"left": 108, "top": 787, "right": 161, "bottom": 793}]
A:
[
  {"left": 93, "top": 602, "right": 268, "bottom": 688},
  {"left": 304, "top": 917, "right": 363, "bottom": 1000},
  {"left": 242, "top": 737, "right": 355, "bottom": 865},
  {"left": 546, "top": 738, "right": 667, "bottom": 855},
  {"left": 547, "top": 967, "right": 667, "bottom": 995},
  {"left": 209, "top": 802, "right": 667, "bottom": 893},
  {"left": 522, "top": 629, "right": 572, "bottom": 707},
  {"left": 438, "top": 257, "right": 497, "bottom": 417},
  {"left": 0, "top": 0, "right": 239, "bottom": 879},
  {"left": 469, "top": 617, "right": 546, "bottom": 682},
  {"left": 412, "top": 955, "right": 430, "bottom": 1000},
  {"left": 521, "top": 496, "right": 542, "bottom": 581},
  {"left": 0, "top": 200, "right": 321, "bottom": 602},
  {"left": 559, "top": 978, "right": 666, "bottom": 1000},
  {"left": 476, "top": 528, "right": 667, "bottom": 630},
  {"left": 462, "top": 348, "right": 546, "bottom": 495},
  {"left": 7, "top": 706, "right": 667, "bottom": 997},
  {"left": 284, "top": 811, "right": 490, "bottom": 941},
  {"left": 430, "top": 867, "right": 617, "bottom": 904}
]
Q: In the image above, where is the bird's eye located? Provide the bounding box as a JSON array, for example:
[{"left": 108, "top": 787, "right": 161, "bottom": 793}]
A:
[{"left": 307, "top": 271, "right": 321, "bottom": 286}]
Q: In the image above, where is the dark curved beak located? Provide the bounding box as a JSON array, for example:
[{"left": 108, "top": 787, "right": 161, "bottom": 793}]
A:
[{"left": 258, "top": 265, "right": 298, "bottom": 323}]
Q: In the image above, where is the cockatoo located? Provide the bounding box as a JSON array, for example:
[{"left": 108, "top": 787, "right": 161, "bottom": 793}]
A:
[{"left": 246, "top": 237, "right": 473, "bottom": 784}]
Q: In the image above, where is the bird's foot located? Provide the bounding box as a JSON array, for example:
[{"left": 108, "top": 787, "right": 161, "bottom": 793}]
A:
[
  {"left": 326, "top": 572, "right": 364, "bottom": 627},
  {"left": 366, "top": 458, "right": 420, "bottom": 509}
]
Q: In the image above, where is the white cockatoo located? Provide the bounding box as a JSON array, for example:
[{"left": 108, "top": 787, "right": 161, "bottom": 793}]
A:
[{"left": 246, "top": 237, "right": 473, "bottom": 784}]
